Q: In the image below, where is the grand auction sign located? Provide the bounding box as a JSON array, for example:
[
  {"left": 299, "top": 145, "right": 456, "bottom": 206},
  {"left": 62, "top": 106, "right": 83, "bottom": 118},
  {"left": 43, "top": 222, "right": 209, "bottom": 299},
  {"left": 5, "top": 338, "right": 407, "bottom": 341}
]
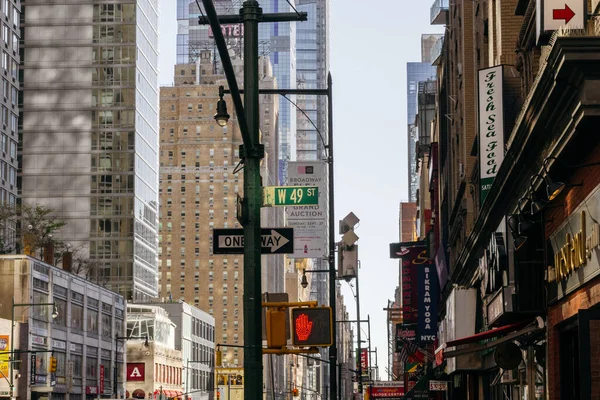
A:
[
  {"left": 478, "top": 65, "right": 505, "bottom": 203},
  {"left": 286, "top": 161, "right": 327, "bottom": 258}
]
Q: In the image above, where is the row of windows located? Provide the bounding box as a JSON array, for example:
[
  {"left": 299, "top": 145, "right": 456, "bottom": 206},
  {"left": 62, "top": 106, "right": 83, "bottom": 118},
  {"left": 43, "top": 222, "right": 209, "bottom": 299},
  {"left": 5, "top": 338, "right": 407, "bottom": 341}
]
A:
[{"left": 155, "top": 364, "right": 182, "bottom": 385}]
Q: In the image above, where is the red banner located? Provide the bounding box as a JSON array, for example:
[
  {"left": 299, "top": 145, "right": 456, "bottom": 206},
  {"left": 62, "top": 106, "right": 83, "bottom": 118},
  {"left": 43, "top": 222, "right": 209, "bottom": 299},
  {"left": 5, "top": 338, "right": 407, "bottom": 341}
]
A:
[
  {"left": 360, "top": 349, "right": 369, "bottom": 370},
  {"left": 127, "top": 363, "right": 145, "bottom": 382},
  {"left": 99, "top": 365, "right": 105, "bottom": 394},
  {"left": 397, "top": 242, "right": 428, "bottom": 324}
]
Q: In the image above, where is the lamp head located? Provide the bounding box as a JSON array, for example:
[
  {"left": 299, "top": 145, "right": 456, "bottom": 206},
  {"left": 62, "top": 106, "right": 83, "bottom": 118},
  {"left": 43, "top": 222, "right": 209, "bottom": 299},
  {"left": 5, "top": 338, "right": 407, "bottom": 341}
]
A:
[
  {"left": 300, "top": 270, "right": 308, "bottom": 289},
  {"left": 214, "top": 85, "right": 230, "bottom": 127},
  {"left": 514, "top": 235, "right": 527, "bottom": 251},
  {"left": 143, "top": 336, "right": 149, "bottom": 347},
  {"left": 52, "top": 304, "right": 58, "bottom": 319},
  {"left": 546, "top": 178, "right": 565, "bottom": 201}
]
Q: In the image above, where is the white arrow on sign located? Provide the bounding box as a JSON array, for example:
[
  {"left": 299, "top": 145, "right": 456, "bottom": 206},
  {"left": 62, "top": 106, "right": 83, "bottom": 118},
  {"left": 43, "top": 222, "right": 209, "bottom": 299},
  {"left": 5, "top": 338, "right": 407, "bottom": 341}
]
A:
[{"left": 218, "top": 230, "right": 290, "bottom": 253}]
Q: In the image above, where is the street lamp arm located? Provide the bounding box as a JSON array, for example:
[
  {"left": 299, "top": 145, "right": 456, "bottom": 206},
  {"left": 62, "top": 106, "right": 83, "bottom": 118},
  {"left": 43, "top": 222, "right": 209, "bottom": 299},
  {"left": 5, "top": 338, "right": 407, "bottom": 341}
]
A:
[
  {"left": 280, "top": 95, "right": 327, "bottom": 156},
  {"left": 198, "top": 0, "right": 252, "bottom": 149}
]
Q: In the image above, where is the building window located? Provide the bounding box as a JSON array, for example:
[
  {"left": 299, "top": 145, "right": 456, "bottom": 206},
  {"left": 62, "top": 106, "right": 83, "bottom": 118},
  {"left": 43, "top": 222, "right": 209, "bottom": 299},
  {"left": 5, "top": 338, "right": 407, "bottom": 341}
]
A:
[{"left": 71, "top": 303, "right": 83, "bottom": 330}]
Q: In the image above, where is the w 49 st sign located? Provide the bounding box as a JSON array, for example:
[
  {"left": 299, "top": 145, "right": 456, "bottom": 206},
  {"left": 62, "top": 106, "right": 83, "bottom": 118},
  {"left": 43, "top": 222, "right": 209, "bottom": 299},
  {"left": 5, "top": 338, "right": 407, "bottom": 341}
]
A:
[{"left": 213, "top": 228, "right": 294, "bottom": 254}]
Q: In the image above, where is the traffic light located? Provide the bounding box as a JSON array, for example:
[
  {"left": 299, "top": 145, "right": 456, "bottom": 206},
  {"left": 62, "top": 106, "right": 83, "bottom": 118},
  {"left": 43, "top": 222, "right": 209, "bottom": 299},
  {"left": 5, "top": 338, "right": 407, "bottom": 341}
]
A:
[
  {"left": 216, "top": 350, "right": 222, "bottom": 367},
  {"left": 291, "top": 307, "right": 332, "bottom": 347},
  {"left": 49, "top": 356, "right": 57, "bottom": 373},
  {"left": 291, "top": 388, "right": 299, "bottom": 397},
  {"left": 266, "top": 309, "right": 287, "bottom": 348}
]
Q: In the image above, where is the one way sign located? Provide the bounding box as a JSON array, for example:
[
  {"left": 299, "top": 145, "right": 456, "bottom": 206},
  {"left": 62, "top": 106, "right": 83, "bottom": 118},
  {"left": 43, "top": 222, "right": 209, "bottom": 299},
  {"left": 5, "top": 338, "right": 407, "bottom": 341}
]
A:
[{"left": 213, "top": 228, "right": 294, "bottom": 254}]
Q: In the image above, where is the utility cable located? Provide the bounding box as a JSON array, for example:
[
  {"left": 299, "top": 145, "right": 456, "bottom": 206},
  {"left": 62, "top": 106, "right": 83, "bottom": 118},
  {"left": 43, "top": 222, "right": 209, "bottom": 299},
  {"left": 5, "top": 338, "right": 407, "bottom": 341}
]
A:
[
  {"left": 284, "top": 0, "right": 303, "bottom": 18},
  {"left": 281, "top": 94, "right": 328, "bottom": 158}
]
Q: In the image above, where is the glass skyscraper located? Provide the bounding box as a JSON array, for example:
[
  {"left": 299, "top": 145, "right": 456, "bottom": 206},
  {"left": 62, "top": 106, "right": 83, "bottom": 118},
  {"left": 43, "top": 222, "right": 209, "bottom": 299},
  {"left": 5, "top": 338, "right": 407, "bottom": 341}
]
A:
[
  {"left": 20, "top": 0, "right": 160, "bottom": 301},
  {"left": 176, "top": 0, "right": 296, "bottom": 184}
]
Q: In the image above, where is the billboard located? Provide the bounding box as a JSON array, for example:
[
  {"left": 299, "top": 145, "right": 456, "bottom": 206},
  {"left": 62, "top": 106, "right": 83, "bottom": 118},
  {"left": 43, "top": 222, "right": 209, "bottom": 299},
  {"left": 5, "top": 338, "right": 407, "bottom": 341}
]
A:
[
  {"left": 478, "top": 65, "right": 505, "bottom": 203},
  {"left": 286, "top": 161, "right": 327, "bottom": 258}
]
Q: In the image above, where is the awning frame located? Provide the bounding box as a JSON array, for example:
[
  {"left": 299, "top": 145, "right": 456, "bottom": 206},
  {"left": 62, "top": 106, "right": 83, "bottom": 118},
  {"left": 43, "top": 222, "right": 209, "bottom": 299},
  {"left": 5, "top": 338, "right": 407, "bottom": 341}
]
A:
[{"left": 444, "top": 317, "right": 545, "bottom": 358}]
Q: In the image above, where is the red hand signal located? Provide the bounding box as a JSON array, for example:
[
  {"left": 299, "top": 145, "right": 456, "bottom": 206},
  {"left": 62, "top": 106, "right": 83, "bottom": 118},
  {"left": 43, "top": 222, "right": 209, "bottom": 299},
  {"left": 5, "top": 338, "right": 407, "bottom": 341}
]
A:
[{"left": 295, "top": 313, "right": 313, "bottom": 341}]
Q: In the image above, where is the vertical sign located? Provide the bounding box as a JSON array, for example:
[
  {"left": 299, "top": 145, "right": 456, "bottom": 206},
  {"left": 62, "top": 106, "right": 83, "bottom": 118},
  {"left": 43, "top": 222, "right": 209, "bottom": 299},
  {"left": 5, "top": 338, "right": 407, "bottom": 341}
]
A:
[
  {"left": 478, "top": 65, "right": 505, "bottom": 204},
  {"left": 100, "top": 365, "right": 105, "bottom": 393},
  {"left": 360, "top": 348, "right": 369, "bottom": 371},
  {"left": 30, "top": 354, "right": 36, "bottom": 385},
  {"left": 67, "top": 361, "right": 74, "bottom": 391},
  {"left": 286, "top": 161, "right": 327, "bottom": 258},
  {"left": 417, "top": 263, "right": 439, "bottom": 343},
  {"left": 390, "top": 242, "right": 428, "bottom": 324},
  {"left": 0, "top": 336, "right": 9, "bottom": 380}
]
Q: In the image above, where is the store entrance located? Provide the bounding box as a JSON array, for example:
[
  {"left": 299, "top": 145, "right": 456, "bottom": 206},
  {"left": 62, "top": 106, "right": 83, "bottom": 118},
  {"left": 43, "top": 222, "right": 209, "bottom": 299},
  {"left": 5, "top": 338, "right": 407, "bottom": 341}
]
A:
[{"left": 577, "top": 307, "right": 600, "bottom": 400}]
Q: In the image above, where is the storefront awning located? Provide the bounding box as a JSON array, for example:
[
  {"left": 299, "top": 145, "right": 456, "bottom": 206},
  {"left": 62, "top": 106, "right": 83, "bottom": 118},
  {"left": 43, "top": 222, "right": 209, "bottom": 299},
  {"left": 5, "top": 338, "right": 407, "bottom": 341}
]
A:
[{"left": 443, "top": 317, "right": 544, "bottom": 358}]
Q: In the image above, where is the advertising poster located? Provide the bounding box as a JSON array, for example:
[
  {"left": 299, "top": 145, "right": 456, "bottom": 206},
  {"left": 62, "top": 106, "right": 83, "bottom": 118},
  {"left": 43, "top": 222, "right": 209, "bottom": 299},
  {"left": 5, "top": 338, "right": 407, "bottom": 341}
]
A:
[{"left": 0, "top": 336, "right": 8, "bottom": 379}]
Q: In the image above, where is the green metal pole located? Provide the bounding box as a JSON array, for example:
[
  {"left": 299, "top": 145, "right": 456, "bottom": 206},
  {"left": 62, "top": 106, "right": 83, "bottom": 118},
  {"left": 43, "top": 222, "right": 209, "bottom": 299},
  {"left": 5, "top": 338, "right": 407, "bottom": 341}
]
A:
[
  {"left": 10, "top": 297, "right": 14, "bottom": 399},
  {"left": 241, "top": 2, "right": 264, "bottom": 400}
]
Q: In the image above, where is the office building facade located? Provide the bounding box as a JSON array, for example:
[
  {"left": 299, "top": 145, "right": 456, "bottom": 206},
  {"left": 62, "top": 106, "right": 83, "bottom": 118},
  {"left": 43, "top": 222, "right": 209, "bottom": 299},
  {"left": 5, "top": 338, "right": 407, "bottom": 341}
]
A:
[
  {"left": 176, "top": 0, "right": 297, "bottom": 183},
  {"left": 0, "top": 0, "right": 19, "bottom": 251},
  {"left": 0, "top": 255, "right": 126, "bottom": 400},
  {"left": 19, "top": 0, "right": 160, "bottom": 301}
]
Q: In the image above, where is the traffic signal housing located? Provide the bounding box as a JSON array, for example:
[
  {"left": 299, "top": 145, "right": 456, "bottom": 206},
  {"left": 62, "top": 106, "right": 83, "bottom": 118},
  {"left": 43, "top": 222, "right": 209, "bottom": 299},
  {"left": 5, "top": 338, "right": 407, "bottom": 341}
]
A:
[
  {"left": 49, "top": 356, "right": 57, "bottom": 373},
  {"left": 291, "top": 307, "right": 332, "bottom": 347},
  {"left": 266, "top": 309, "right": 287, "bottom": 348}
]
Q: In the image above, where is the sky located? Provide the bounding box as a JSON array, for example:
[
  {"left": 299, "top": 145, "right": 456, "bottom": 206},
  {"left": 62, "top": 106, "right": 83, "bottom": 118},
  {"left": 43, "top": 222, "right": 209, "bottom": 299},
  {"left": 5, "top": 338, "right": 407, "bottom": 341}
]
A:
[{"left": 157, "top": 0, "right": 442, "bottom": 381}]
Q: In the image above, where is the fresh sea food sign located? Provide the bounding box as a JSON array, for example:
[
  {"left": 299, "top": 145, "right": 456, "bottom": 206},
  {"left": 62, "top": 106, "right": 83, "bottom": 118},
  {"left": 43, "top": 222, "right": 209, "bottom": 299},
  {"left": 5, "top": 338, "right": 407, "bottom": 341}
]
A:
[{"left": 478, "top": 65, "right": 505, "bottom": 203}]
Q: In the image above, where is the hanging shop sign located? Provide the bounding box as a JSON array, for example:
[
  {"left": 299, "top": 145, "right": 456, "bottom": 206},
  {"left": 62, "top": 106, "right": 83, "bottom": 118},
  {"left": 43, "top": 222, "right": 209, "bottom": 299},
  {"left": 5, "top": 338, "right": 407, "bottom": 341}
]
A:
[
  {"left": 478, "top": 65, "right": 505, "bottom": 204},
  {"left": 549, "top": 185, "right": 600, "bottom": 302},
  {"left": 417, "top": 264, "right": 438, "bottom": 343},
  {"left": 390, "top": 241, "right": 428, "bottom": 324}
]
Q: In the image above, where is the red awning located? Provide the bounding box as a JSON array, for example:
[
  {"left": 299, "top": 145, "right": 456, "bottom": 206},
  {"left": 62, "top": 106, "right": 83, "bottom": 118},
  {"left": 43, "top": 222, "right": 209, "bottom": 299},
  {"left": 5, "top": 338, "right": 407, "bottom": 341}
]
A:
[{"left": 445, "top": 321, "right": 528, "bottom": 348}]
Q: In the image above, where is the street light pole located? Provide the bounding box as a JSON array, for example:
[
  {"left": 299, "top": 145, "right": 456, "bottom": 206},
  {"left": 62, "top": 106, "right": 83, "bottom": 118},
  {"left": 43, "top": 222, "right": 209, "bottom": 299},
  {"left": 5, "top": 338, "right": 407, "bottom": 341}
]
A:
[
  {"left": 226, "top": 81, "right": 337, "bottom": 400},
  {"left": 198, "top": 2, "right": 307, "bottom": 400},
  {"left": 11, "top": 298, "right": 57, "bottom": 399}
]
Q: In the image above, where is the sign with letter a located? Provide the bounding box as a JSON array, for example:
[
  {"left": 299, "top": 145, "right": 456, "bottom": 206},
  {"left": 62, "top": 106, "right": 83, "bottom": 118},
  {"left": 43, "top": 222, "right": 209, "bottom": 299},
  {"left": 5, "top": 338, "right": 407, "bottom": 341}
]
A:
[{"left": 127, "top": 363, "right": 145, "bottom": 382}]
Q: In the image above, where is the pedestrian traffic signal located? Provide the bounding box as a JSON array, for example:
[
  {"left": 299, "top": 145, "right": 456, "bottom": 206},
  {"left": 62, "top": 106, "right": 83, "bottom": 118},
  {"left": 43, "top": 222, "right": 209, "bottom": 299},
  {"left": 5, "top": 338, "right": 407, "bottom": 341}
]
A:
[
  {"left": 291, "top": 307, "right": 332, "bottom": 347},
  {"left": 49, "top": 356, "right": 57, "bottom": 373},
  {"left": 266, "top": 309, "right": 287, "bottom": 348}
]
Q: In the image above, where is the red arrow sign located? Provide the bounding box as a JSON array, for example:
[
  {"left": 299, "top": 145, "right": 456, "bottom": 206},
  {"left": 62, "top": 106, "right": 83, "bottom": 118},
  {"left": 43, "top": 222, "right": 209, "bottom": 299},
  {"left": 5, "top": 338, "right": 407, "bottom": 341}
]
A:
[{"left": 553, "top": 4, "right": 575, "bottom": 24}]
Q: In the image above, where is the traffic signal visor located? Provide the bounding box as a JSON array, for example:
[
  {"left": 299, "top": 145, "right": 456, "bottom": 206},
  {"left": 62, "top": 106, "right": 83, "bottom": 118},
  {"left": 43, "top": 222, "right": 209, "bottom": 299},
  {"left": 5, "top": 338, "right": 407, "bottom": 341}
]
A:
[
  {"left": 49, "top": 356, "right": 57, "bottom": 373},
  {"left": 291, "top": 307, "right": 332, "bottom": 347}
]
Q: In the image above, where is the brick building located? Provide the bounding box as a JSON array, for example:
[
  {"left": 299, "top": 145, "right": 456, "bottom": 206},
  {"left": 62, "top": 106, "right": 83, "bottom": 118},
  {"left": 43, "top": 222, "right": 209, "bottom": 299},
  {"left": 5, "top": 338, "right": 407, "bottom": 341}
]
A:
[
  {"left": 417, "top": 0, "right": 600, "bottom": 398},
  {"left": 157, "top": 51, "right": 281, "bottom": 374}
]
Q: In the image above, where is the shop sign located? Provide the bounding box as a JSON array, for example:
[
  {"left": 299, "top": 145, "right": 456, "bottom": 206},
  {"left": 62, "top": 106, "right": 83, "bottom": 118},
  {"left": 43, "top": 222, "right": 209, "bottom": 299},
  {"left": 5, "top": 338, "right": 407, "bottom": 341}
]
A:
[
  {"left": 99, "top": 365, "right": 104, "bottom": 393},
  {"left": 429, "top": 380, "right": 448, "bottom": 391},
  {"left": 417, "top": 263, "right": 438, "bottom": 343},
  {"left": 30, "top": 354, "right": 36, "bottom": 385},
  {"left": 127, "top": 363, "right": 145, "bottom": 382},
  {"left": 86, "top": 386, "right": 98, "bottom": 395},
  {"left": 52, "top": 339, "right": 66, "bottom": 350},
  {"left": 478, "top": 65, "right": 505, "bottom": 203},
  {"left": 549, "top": 186, "right": 600, "bottom": 302},
  {"left": 395, "top": 324, "right": 417, "bottom": 352},
  {"left": 487, "top": 289, "right": 505, "bottom": 324},
  {"left": 369, "top": 382, "right": 404, "bottom": 398},
  {"left": 31, "top": 335, "right": 46, "bottom": 346},
  {"left": 390, "top": 241, "right": 428, "bottom": 324}
]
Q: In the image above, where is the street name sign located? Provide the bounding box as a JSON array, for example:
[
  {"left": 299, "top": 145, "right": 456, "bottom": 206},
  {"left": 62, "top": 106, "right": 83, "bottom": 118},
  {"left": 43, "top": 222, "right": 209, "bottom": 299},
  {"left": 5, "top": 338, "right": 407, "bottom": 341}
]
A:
[
  {"left": 213, "top": 228, "right": 294, "bottom": 254},
  {"left": 263, "top": 186, "right": 318, "bottom": 206}
]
